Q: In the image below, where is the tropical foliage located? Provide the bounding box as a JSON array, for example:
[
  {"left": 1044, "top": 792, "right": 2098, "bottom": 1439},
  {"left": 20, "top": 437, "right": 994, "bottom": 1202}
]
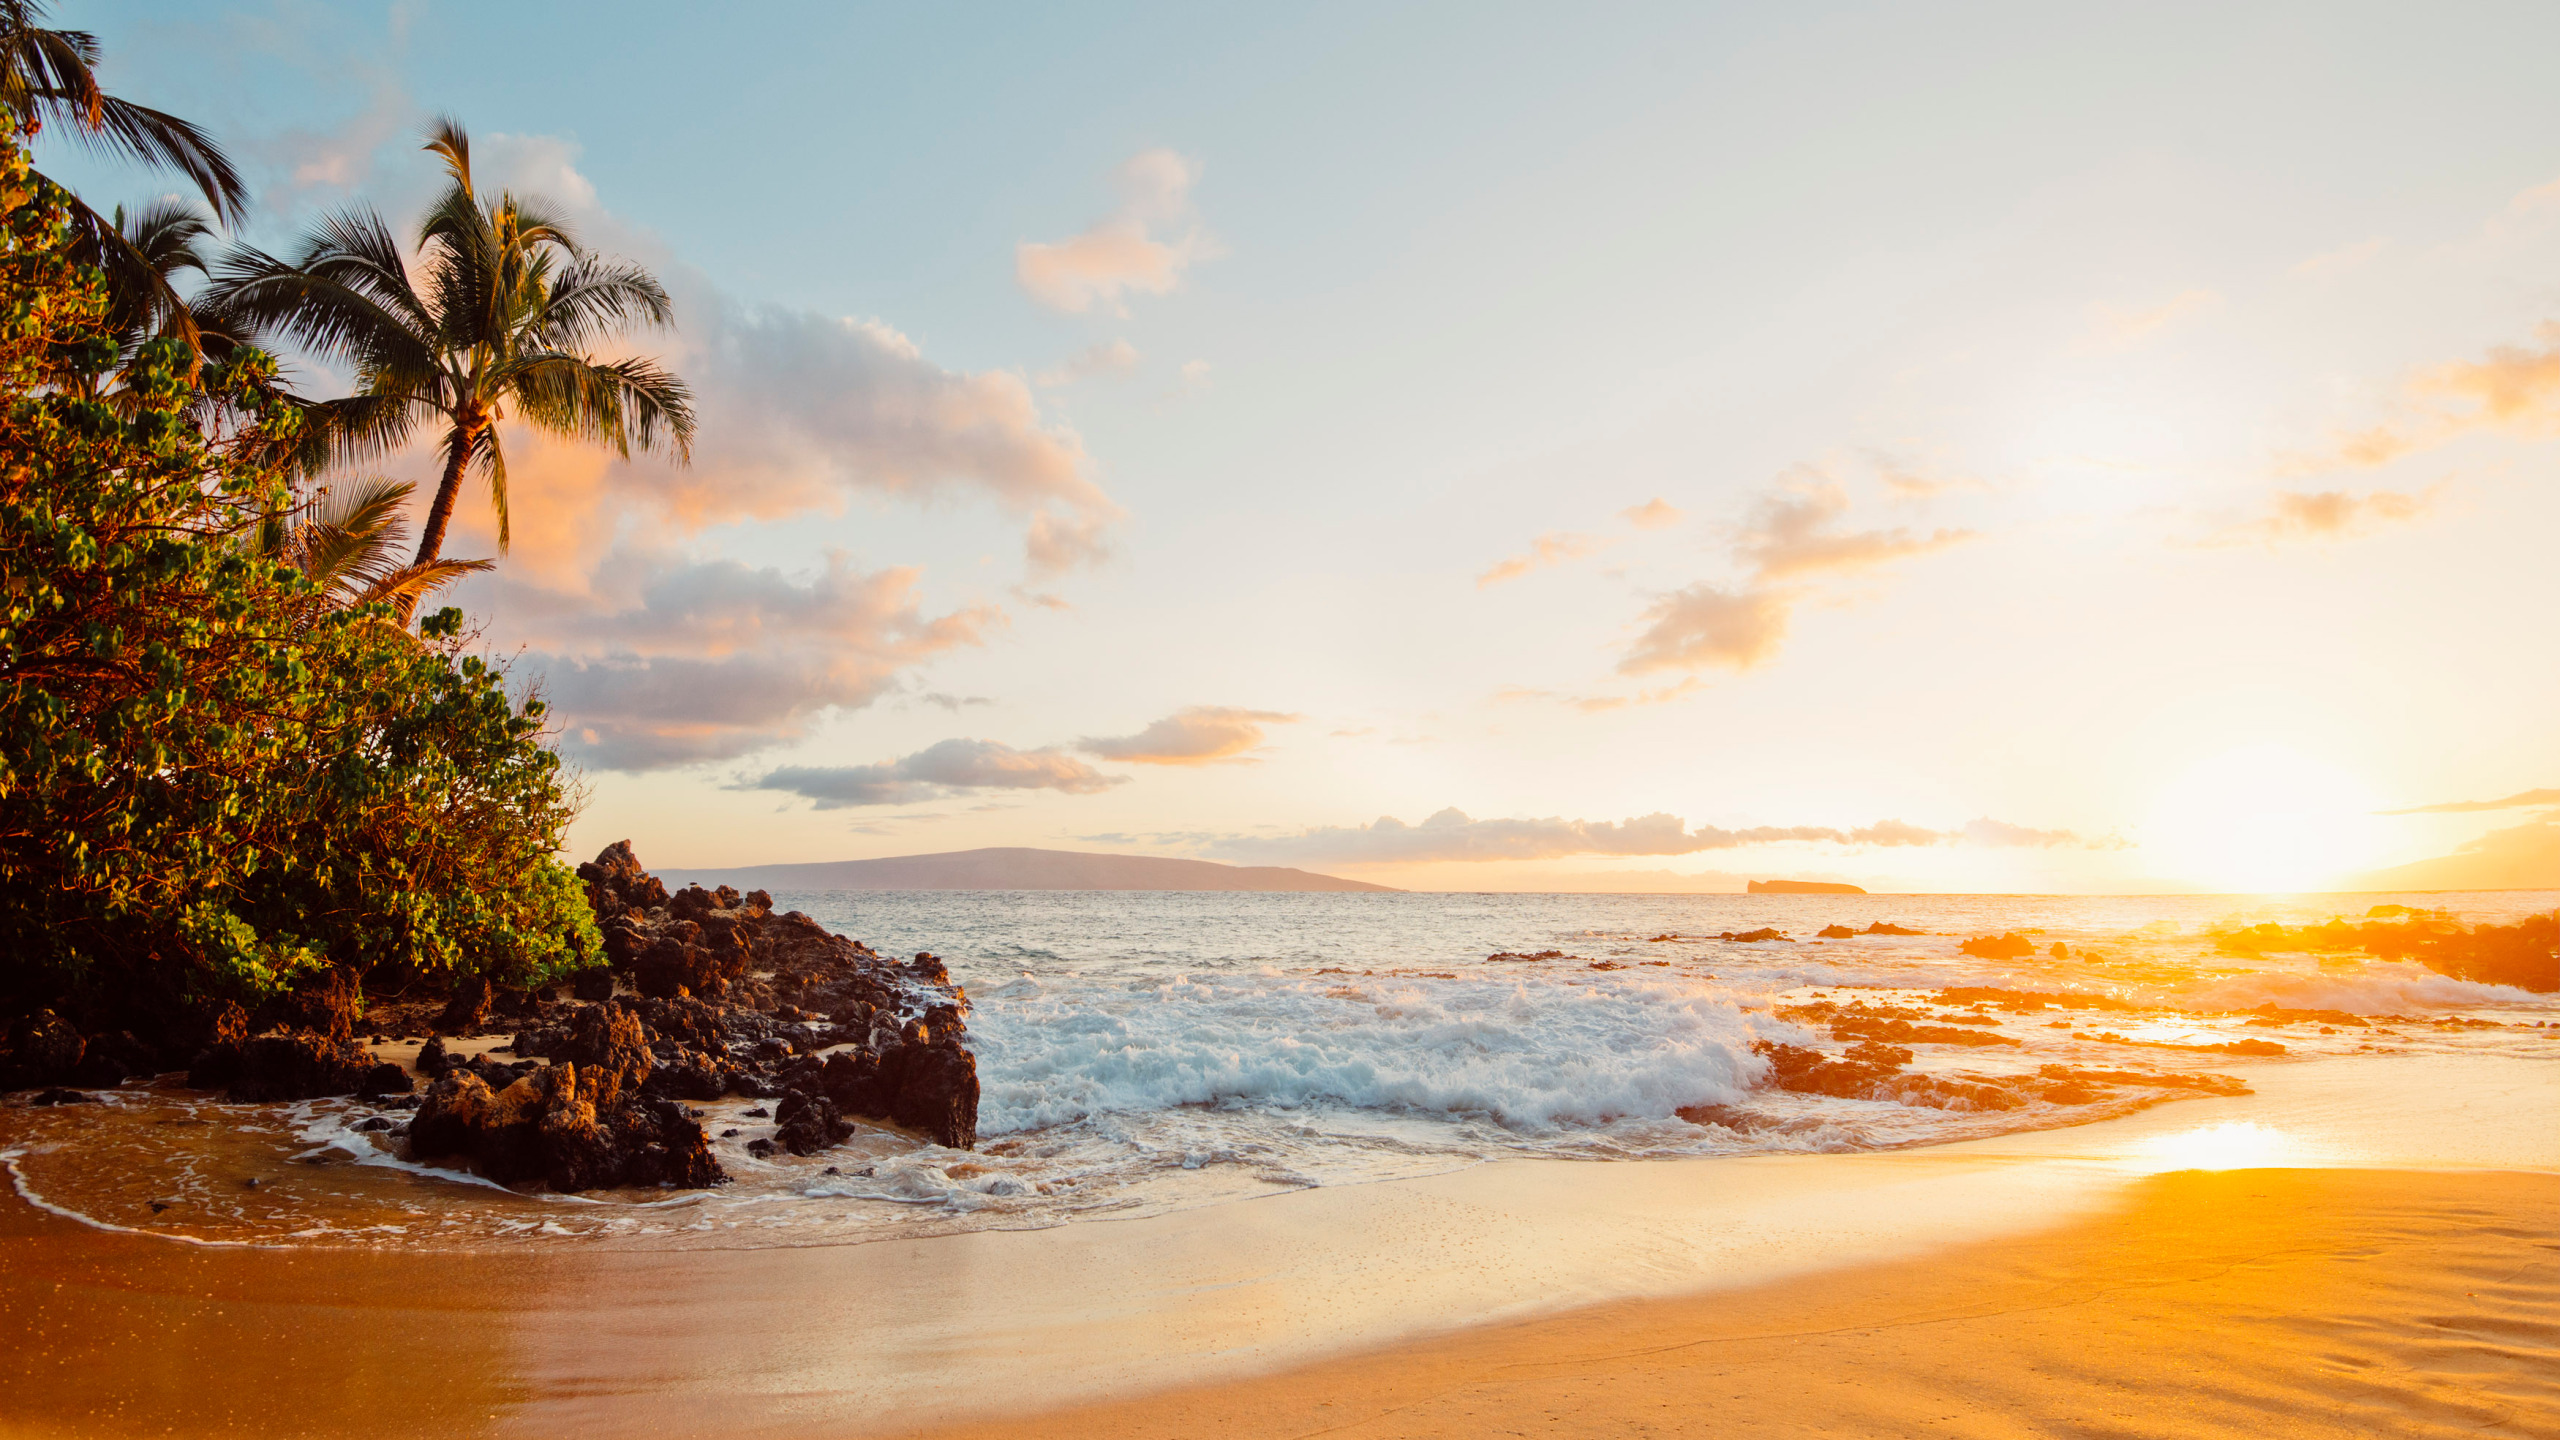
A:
[
  {"left": 0, "top": 113, "right": 599, "bottom": 1042},
  {"left": 211, "top": 118, "right": 695, "bottom": 619},
  {"left": 0, "top": 0, "right": 244, "bottom": 361}
]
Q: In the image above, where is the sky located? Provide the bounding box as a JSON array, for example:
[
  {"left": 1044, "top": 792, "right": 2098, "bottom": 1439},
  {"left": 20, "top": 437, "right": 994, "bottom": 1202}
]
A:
[{"left": 49, "top": 0, "right": 2560, "bottom": 893}]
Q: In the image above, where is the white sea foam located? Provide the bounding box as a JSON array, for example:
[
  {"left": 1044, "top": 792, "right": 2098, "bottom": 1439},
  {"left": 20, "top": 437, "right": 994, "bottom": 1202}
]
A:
[
  {"left": 2183, "top": 962, "right": 2542, "bottom": 1015},
  {"left": 969, "top": 968, "right": 1769, "bottom": 1136}
]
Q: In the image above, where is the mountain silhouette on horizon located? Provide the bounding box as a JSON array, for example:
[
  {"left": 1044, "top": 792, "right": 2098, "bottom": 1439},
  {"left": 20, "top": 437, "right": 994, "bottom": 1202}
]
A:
[{"left": 656, "top": 847, "right": 1398, "bottom": 894}]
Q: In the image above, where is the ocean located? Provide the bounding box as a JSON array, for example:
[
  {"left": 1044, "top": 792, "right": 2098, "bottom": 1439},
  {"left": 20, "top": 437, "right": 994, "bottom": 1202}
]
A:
[{"left": 4, "top": 889, "right": 2553, "bottom": 1250}]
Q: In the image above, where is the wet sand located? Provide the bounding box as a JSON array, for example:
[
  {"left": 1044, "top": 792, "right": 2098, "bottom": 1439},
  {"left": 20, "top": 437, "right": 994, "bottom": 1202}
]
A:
[
  {"left": 2, "top": 1054, "right": 2553, "bottom": 1438},
  {"left": 909, "top": 1167, "right": 2560, "bottom": 1439},
  {"left": 3, "top": 1167, "right": 2550, "bottom": 1439}
]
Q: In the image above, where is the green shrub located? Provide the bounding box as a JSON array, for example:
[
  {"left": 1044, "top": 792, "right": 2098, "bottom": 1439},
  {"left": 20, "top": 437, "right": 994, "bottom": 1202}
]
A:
[{"left": 0, "top": 111, "right": 598, "bottom": 1040}]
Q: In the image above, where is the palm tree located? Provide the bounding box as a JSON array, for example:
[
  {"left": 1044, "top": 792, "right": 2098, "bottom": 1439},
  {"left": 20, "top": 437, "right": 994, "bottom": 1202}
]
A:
[
  {"left": 256, "top": 477, "right": 491, "bottom": 629},
  {"left": 1, "top": 0, "right": 249, "bottom": 360},
  {"left": 210, "top": 118, "right": 695, "bottom": 622}
]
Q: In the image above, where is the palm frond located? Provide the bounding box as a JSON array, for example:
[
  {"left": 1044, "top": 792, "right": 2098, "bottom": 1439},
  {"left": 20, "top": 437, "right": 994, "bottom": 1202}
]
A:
[
  {"left": 421, "top": 114, "right": 472, "bottom": 197},
  {"left": 348, "top": 554, "right": 492, "bottom": 611},
  {"left": 82, "top": 95, "right": 249, "bottom": 223},
  {"left": 503, "top": 351, "right": 697, "bottom": 462},
  {"left": 534, "top": 253, "right": 675, "bottom": 349}
]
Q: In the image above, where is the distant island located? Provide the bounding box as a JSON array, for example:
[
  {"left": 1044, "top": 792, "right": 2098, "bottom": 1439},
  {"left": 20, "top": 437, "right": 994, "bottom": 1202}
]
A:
[
  {"left": 659, "top": 847, "right": 1399, "bottom": 893},
  {"left": 1748, "top": 879, "right": 1868, "bottom": 895}
]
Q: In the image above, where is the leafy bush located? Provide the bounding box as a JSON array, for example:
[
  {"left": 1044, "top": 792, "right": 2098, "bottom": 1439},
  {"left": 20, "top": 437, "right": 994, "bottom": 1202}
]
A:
[{"left": 0, "top": 111, "right": 598, "bottom": 1043}]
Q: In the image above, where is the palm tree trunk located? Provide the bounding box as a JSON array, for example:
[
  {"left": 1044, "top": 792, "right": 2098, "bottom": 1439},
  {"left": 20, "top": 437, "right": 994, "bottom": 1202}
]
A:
[{"left": 398, "top": 423, "right": 477, "bottom": 626}]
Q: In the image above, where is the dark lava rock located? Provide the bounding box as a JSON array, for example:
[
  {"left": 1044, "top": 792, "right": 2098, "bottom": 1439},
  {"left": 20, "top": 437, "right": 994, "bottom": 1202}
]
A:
[
  {"left": 1958, "top": 933, "right": 2038, "bottom": 960},
  {"left": 28, "top": 1086, "right": 95, "bottom": 1105},
  {"left": 1864, "top": 922, "right": 1924, "bottom": 936},
  {"left": 4, "top": 1010, "right": 86, "bottom": 1088},
  {"left": 267, "top": 969, "right": 363, "bottom": 1043},
  {"left": 194, "top": 1031, "right": 390, "bottom": 1103},
  {"left": 1717, "top": 928, "right": 1792, "bottom": 943},
  {"left": 437, "top": 975, "right": 493, "bottom": 1035},
  {"left": 242, "top": 840, "right": 983, "bottom": 1192},
  {"left": 1817, "top": 924, "right": 1858, "bottom": 939},
  {"left": 774, "top": 1088, "right": 854, "bottom": 1156},
  {"left": 883, "top": 1042, "right": 980, "bottom": 1150}
]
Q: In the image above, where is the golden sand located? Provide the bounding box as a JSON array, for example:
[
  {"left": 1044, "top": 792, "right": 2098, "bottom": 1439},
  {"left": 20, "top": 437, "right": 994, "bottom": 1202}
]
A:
[
  {"left": 0, "top": 1168, "right": 2551, "bottom": 1438},
  {"left": 908, "top": 1168, "right": 2559, "bottom": 1440}
]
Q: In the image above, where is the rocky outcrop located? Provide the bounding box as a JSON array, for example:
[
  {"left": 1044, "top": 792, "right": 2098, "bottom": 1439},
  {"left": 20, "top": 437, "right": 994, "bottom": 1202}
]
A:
[
  {"left": 408, "top": 1060, "right": 724, "bottom": 1192},
  {"left": 188, "top": 1031, "right": 409, "bottom": 1102},
  {"left": 399, "top": 842, "right": 983, "bottom": 1189}
]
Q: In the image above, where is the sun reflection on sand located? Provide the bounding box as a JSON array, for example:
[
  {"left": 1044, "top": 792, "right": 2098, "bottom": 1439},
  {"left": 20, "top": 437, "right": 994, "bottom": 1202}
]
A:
[{"left": 2130, "top": 1122, "right": 2306, "bottom": 1173}]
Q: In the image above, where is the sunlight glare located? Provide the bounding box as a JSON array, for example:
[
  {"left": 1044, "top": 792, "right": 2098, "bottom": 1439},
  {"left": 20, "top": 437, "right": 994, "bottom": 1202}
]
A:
[
  {"left": 2144, "top": 744, "right": 2383, "bottom": 893},
  {"left": 2131, "top": 1122, "right": 2301, "bottom": 1173}
]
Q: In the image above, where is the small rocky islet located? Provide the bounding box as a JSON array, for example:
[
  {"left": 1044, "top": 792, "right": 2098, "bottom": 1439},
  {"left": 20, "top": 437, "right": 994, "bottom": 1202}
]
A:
[{"left": 4, "top": 842, "right": 981, "bottom": 1193}]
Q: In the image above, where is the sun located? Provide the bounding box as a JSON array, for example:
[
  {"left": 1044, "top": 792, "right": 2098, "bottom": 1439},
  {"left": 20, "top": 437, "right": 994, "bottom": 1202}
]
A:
[{"left": 2145, "top": 744, "right": 2383, "bottom": 893}]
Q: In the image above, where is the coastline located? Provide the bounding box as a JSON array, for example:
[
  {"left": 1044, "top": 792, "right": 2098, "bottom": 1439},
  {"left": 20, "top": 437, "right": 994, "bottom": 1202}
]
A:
[
  {"left": 907, "top": 1167, "right": 2560, "bottom": 1439},
  {"left": 3, "top": 1052, "right": 2551, "bottom": 1437}
]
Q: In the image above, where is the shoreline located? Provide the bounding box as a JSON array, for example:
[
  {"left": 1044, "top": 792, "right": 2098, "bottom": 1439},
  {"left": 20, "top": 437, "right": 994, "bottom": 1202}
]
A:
[
  {"left": 1, "top": 1052, "right": 2551, "bottom": 1436},
  {"left": 905, "top": 1166, "right": 2560, "bottom": 1439}
]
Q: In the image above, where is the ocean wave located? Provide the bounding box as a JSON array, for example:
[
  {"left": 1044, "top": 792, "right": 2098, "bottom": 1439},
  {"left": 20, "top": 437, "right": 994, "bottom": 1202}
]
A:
[
  {"left": 2182, "top": 962, "right": 2543, "bottom": 1015},
  {"left": 969, "top": 969, "right": 1768, "bottom": 1135}
]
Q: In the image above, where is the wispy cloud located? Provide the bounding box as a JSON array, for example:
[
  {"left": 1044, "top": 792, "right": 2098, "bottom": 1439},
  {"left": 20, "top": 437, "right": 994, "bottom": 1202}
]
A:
[
  {"left": 2086, "top": 288, "right": 2220, "bottom": 350},
  {"left": 1016, "top": 149, "right": 1217, "bottom": 315},
  {"left": 2191, "top": 487, "right": 2435, "bottom": 547},
  {"left": 1037, "top": 339, "right": 1142, "bottom": 387},
  {"left": 2293, "top": 237, "right": 2385, "bottom": 280},
  {"left": 1478, "top": 531, "right": 1603, "bottom": 588},
  {"left": 498, "top": 550, "right": 998, "bottom": 772},
  {"left": 2379, "top": 787, "right": 2560, "bottom": 816},
  {"left": 1209, "top": 808, "right": 2095, "bottom": 865},
  {"left": 1614, "top": 466, "right": 1972, "bottom": 677},
  {"left": 1080, "top": 706, "right": 1301, "bottom": 765},
  {"left": 1620, "top": 498, "right": 1684, "bottom": 530},
  {"left": 747, "top": 739, "right": 1124, "bottom": 809},
  {"left": 1734, "top": 474, "right": 1972, "bottom": 581},
  {"left": 2298, "top": 322, "right": 2560, "bottom": 473},
  {"left": 1618, "top": 584, "right": 1790, "bottom": 674}
]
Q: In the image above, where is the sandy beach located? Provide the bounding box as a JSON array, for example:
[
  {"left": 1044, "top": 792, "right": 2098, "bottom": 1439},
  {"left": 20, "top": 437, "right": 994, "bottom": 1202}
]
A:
[
  {"left": 5, "top": 1055, "right": 2553, "bottom": 1439},
  {"left": 912, "top": 1168, "right": 2560, "bottom": 1440}
]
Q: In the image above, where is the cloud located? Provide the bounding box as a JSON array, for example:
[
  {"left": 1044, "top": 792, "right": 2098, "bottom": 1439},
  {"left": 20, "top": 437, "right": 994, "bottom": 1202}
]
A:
[
  {"left": 2293, "top": 238, "right": 2385, "bottom": 280},
  {"left": 2379, "top": 788, "right": 2560, "bottom": 816},
  {"left": 497, "top": 550, "right": 997, "bottom": 771},
  {"left": 2193, "top": 487, "right": 2433, "bottom": 547},
  {"left": 437, "top": 134, "right": 1123, "bottom": 582},
  {"left": 1496, "top": 677, "right": 1700, "bottom": 713},
  {"left": 672, "top": 306, "right": 1122, "bottom": 575},
  {"left": 1618, "top": 583, "right": 1789, "bottom": 674},
  {"left": 1016, "top": 149, "right": 1215, "bottom": 315},
  {"left": 919, "top": 693, "right": 995, "bottom": 712},
  {"left": 1960, "top": 817, "right": 2083, "bottom": 847},
  {"left": 1079, "top": 706, "right": 1302, "bottom": 765},
  {"left": 1736, "top": 472, "right": 1972, "bottom": 581},
  {"left": 2303, "top": 323, "right": 2560, "bottom": 473},
  {"left": 748, "top": 739, "right": 1125, "bottom": 809},
  {"left": 1037, "top": 339, "right": 1142, "bottom": 387},
  {"left": 1478, "top": 532, "right": 1602, "bottom": 588},
  {"left": 1620, "top": 498, "right": 1683, "bottom": 530},
  {"left": 1611, "top": 467, "right": 1972, "bottom": 677},
  {"left": 1209, "top": 809, "right": 2094, "bottom": 866},
  {"left": 2087, "top": 288, "right": 2220, "bottom": 349}
]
